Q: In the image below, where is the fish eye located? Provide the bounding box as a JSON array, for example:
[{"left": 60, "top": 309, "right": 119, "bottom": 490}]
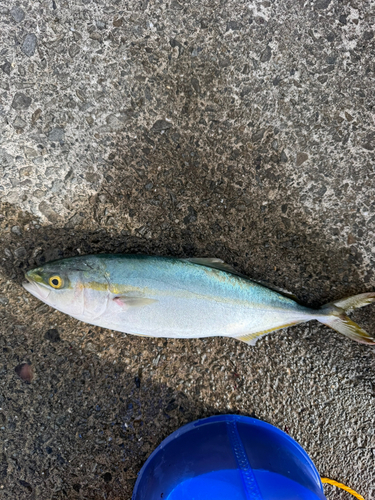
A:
[{"left": 49, "top": 276, "right": 63, "bottom": 289}]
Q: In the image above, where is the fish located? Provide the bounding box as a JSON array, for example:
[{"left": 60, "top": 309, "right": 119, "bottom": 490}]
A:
[{"left": 23, "top": 254, "right": 375, "bottom": 345}]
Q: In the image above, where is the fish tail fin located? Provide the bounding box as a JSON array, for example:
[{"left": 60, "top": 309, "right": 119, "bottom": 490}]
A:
[{"left": 318, "top": 292, "right": 375, "bottom": 345}]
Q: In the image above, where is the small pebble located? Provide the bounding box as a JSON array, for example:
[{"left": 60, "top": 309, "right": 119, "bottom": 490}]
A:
[
  {"left": 96, "top": 20, "right": 106, "bottom": 29},
  {"left": 0, "top": 296, "right": 9, "bottom": 306},
  {"left": 44, "top": 329, "right": 61, "bottom": 342},
  {"left": 11, "top": 225, "right": 21, "bottom": 236},
  {"left": 296, "top": 152, "right": 309, "bottom": 167},
  {"left": 13, "top": 117, "right": 27, "bottom": 130},
  {"left": 11, "top": 93, "right": 32, "bottom": 110},
  {"left": 10, "top": 6, "right": 25, "bottom": 22},
  {"left": 15, "top": 363, "right": 33, "bottom": 383},
  {"left": 14, "top": 247, "right": 27, "bottom": 259},
  {"left": 1, "top": 61, "right": 11, "bottom": 75},
  {"left": 22, "top": 34, "right": 37, "bottom": 57},
  {"left": 48, "top": 127, "right": 65, "bottom": 142}
]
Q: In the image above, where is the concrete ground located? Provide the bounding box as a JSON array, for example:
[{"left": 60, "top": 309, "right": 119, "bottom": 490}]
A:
[{"left": 1, "top": 0, "right": 375, "bottom": 498}]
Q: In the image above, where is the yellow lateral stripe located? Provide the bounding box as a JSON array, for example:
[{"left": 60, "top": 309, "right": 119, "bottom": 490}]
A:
[
  {"left": 321, "top": 478, "right": 365, "bottom": 500},
  {"left": 237, "top": 321, "right": 300, "bottom": 342}
]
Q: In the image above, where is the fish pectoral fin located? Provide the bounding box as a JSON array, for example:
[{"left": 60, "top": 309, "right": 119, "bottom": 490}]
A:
[
  {"left": 233, "top": 321, "right": 303, "bottom": 345},
  {"left": 182, "top": 258, "right": 246, "bottom": 278},
  {"left": 113, "top": 296, "right": 158, "bottom": 308}
]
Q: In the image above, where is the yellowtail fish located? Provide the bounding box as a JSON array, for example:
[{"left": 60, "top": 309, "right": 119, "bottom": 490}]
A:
[{"left": 23, "top": 254, "right": 375, "bottom": 345}]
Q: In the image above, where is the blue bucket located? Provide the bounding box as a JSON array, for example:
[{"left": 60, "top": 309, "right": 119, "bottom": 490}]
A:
[{"left": 132, "top": 415, "right": 327, "bottom": 500}]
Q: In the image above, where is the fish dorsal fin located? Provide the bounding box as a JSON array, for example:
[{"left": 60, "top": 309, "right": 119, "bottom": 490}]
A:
[
  {"left": 182, "top": 258, "right": 246, "bottom": 278},
  {"left": 183, "top": 258, "right": 299, "bottom": 301}
]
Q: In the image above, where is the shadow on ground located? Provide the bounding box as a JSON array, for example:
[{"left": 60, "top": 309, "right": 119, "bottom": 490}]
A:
[{"left": 0, "top": 317, "right": 220, "bottom": 499}]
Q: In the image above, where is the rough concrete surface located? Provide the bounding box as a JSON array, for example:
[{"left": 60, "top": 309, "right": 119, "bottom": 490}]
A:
[{"left": 0, "top": 0, "right": 375, "bottom": 498}]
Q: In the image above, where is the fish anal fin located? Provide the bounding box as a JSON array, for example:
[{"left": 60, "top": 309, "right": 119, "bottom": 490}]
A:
[
  {"left": 113, "top": 296, "right": 158, "bottom": 308},
  {"left": 235, "top": 321, "right": 302, "bottom": 345}
]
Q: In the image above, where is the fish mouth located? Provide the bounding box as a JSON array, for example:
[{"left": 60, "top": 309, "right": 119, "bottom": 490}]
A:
[
  {"left": 25, "top": 269, "right": 44, "bottom": 284},
  {"left": 23, "top": 279, "right": 51, "bottom": 301}
]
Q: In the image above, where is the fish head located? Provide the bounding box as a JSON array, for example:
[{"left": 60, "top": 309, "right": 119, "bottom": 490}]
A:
[{"left": 23, "top": 255, "right": 109, "bottom": 318}]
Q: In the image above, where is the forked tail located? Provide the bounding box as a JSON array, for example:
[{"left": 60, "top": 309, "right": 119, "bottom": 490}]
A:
[{"left": 318, "top": 292, "right": 375, "bottom": 345}]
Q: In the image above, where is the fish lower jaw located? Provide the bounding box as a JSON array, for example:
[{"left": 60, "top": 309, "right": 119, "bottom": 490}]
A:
[{"left": 23, "top": 281, "right": 51, "bottom": 301}]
